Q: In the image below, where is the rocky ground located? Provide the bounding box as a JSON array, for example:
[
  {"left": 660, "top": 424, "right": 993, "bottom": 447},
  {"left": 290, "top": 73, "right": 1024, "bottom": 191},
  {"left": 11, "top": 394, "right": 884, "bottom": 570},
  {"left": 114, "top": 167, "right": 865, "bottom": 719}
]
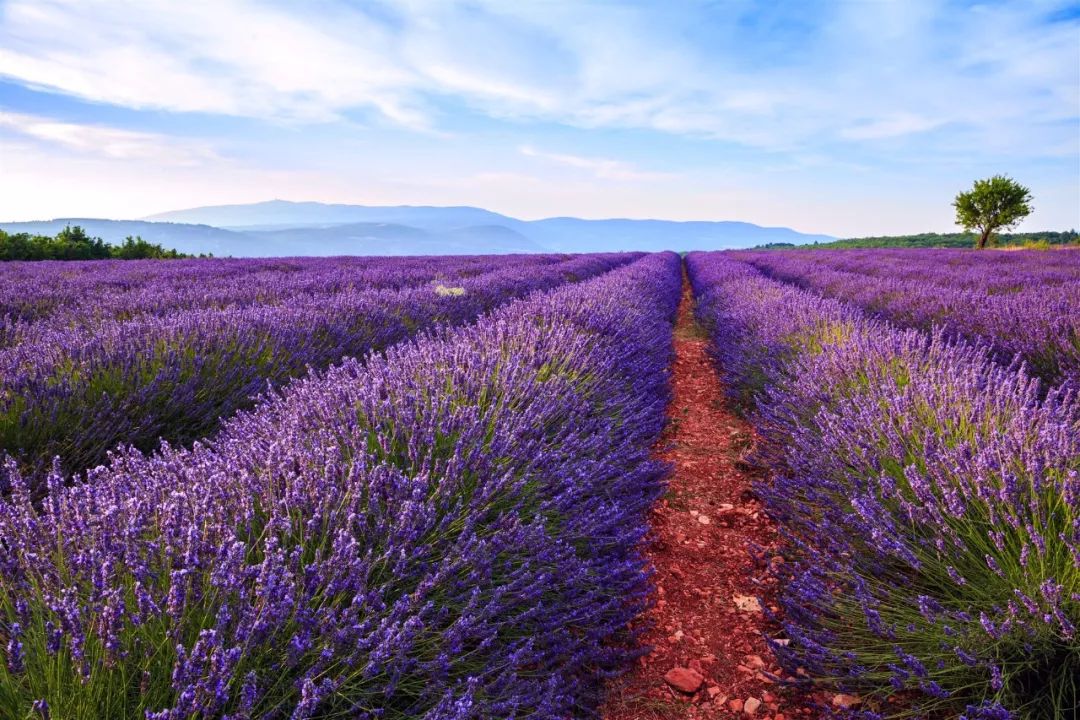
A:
[{"left": 601, "top": 281, "right": 824, "bottom": 720}]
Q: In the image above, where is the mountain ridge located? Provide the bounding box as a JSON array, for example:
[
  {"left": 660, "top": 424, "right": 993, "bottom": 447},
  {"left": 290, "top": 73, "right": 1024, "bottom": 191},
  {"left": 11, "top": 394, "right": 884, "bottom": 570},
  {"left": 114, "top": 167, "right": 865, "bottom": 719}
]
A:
[{"left": 3, "top": 201, "right": 836, "bottom": 256}]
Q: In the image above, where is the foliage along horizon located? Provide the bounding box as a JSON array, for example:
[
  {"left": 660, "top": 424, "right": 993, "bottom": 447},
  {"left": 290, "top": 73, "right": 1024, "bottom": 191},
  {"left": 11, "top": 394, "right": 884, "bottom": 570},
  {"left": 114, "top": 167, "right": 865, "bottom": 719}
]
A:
[{"left": 0, "top": 225, "right": 196, "bottom": 261}]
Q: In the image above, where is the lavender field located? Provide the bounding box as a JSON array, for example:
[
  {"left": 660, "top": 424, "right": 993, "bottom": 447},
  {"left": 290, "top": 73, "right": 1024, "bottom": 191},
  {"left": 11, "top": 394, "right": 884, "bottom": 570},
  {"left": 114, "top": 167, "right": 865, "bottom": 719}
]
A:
[
  {"left": 689, "top": 249, "right": 1078, "bottom": 720},
  {"left": 0, "top": 249, "right": 1077, "bottom": 719}
]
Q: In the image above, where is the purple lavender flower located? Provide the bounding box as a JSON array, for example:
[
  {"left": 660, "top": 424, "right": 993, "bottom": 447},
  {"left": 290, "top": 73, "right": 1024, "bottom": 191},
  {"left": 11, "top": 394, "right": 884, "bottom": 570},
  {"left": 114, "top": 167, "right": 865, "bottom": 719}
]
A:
[
  {"left": 0, "top": 253, "right": 680, "bottom": 718},
  {"left": 687, "top": 250, "right": 1079, "bottom": 718}
]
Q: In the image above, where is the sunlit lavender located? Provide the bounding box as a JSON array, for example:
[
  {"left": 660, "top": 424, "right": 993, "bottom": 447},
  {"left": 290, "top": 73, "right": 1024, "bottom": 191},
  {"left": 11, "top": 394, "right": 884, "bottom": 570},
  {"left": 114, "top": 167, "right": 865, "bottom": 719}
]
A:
[
  {"left": 688, "top": 251, "right": 1078, "bottom": 719},
  {"left": 0, "top": 253, "right": 635, "bottom": 486},
  {"left": 731, "top": 248, "right": 1080, "bottom": 388},
  {"left": 0, "top": 253, "right": 680, "bottom": 718}
]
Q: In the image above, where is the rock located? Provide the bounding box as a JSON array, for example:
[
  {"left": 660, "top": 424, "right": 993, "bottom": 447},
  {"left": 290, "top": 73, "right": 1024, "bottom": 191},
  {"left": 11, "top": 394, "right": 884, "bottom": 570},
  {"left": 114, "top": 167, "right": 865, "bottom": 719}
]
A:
[
  {"left": 707, "top": 686, "right": 722, "bottom": 699},
  {"left": 698, "top": 514, "right": 711, "bottom": 525},
  {"left": 664, "top": 667, "right": 704, "bottom": 694},
  {"left": 727, "top": 698, "right": 744, "bottom": 713},
  {"left": 744, "top": 696, "right": 762, "bottom": 715},
  {"left": 833, "top": 693, "right": 862, "bottom": 709},
  {"left": 745, "top": 654, "right": 766, "bottom": 669},
  {"left": 734, "top": 595, "right": 763, "bottom": 613}
]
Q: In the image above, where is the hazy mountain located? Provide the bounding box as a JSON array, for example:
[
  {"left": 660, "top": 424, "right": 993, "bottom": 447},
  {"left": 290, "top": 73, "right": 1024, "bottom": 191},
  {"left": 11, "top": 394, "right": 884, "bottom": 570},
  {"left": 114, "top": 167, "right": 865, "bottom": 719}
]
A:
[
  {"left": 144, "top": 200, "right": 520, "bottom": 233},
  {"left": 0, "top": 217, "right": 546, "bottom": 256},
  {"left": 525, "top": 217, "right": 835, "bottom": 252},
  {"left": 4, "top": 201, "right": 836, "bottom": 256},
  {"left": 240, "top": 223, "right": 545, "bottom": 256},
  {"left": 431, "top": 225, "right": 547, "bottom": 254},
  {"left": 0, "top": 219, "right": 255, "bottom": 256}
]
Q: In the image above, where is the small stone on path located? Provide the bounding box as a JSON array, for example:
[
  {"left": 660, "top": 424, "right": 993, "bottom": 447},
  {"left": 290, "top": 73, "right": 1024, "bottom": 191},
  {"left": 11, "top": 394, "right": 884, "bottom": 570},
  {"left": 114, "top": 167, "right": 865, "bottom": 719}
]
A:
[
  {"left": 664, "top": 667, "right": 704, "bottom": 694},
  {"left": 734, "top": 594, "right": 762, "bottom": 613},
  {"left": 833, "top": 693, "right": 862, "bottom": 708}
]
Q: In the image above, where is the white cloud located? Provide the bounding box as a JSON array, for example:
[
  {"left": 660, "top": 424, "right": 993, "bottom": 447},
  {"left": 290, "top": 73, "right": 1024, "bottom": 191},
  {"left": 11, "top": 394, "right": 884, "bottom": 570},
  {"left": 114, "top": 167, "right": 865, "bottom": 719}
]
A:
[
  {"left": 0, "top": 111, "right": 218, "bottom": 164},
  {"left": 0, "top": 0, "right": 426, "bottom": 125},
  {"left": 0, "top": 0, "right": 1075, "bottom": 234},
  {"left": 519, "top": 145, "right": 674, "bottom": 181},
  {"left": 0, "top": 0, "right": 1074, "bottom": 157},
  {"left": 841, "top": 114, "right": 942, "bottom": 141}
]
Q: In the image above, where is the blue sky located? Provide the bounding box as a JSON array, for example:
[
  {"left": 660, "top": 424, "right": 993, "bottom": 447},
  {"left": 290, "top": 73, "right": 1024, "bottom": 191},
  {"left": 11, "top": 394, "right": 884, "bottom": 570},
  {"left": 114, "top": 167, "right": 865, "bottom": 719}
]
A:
[{"left": 0, "top": 0, "right": 1077, "bottom": 236}]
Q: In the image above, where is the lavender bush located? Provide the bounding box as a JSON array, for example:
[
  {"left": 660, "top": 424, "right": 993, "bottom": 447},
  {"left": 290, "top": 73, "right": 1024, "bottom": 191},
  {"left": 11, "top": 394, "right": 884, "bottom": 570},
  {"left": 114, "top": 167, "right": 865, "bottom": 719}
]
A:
[
  {"left": 0, "top": 252, "right": 680, "bottom": 718},
  {"left": 688, "top": 252, "right": 1079, "bottom": 719},
  {"left": 0, "top": 254, "right": 565, "bottom": 334},
  {"left": 0, "top": 253, "right": 634, "bottom": 485},
  {"left": 734, "top": 248, "right": 1080, "bottom": 388}
]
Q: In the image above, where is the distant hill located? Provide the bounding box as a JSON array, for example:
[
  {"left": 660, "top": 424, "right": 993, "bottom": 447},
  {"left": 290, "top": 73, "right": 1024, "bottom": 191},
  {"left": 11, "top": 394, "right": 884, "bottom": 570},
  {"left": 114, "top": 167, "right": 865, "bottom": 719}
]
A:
[
  {"left": 0, "top": 219, "right": 254, "bottom": 256},
  {"left": 0, "top": 219, "right": 546, "bottom": 257},
  {"left": 144, "top": 200, "right": 519, "bottom": 233},
  {"left": 241, "top": 223, "right": 546, "bottom": 256},
  {"left": 525, "top": 217, "right": 834, "bottom": 252},
  {"left": 3, "top": 201, "right": 837, "bottom": 256},
  {"left": 755, "top": 230, "right": 1078, "bottom": 250}
]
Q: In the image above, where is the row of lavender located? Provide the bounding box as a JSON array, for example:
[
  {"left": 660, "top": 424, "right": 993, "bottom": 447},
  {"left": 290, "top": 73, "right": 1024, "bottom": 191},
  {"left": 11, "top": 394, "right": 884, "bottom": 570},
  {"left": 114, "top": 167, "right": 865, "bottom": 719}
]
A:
[
  {"left": 732, "top": 248, "right": 1080, "bottom": 388},
  {"left": 0, "top": 254, "right": 567, "bottom": 346},
  {"left": 1, "top": 253, "right": 636, "bottom": 488},
  {"left": 742, "top": 247, "right": 1080, "bottom": 291},
  {"left": 687, "top": 252, "right": 1078, "bottom": 719},
  {"left": 0, "top": 252, "right": 681, "bottom": 718}
]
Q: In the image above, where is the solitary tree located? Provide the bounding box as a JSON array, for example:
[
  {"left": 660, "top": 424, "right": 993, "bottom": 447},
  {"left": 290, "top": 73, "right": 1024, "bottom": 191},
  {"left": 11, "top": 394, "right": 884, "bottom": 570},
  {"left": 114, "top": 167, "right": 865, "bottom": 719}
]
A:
[{"left": 953, "top": 175, "right": 1033, "bottom": 249}]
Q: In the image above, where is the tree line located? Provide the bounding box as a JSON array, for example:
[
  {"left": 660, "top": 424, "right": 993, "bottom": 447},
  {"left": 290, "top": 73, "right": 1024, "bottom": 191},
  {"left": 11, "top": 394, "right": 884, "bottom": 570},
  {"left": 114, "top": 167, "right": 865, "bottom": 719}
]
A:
[
  {"left": 757, "top": 176, "right": 1078, "bottom": 251},
  {"left": 0, "top": 225, "right": 200, "bottom": 261},
  {"left": 758, "top": 229, "right": 1078, "bottom": 251}
]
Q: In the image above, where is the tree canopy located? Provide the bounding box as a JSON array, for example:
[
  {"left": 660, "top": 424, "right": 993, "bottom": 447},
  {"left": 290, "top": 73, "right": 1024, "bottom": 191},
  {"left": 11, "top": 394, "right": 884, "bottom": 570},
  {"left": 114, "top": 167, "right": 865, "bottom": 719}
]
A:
[
  {"left": 0, "top": 226, "right": 195, "bottom": 261},
  {"left": 953, "top": 175, "right": 1033, "bottom": 249},
  {"left": 756, "top": 230, "right": 1077, "bottom": 250}
]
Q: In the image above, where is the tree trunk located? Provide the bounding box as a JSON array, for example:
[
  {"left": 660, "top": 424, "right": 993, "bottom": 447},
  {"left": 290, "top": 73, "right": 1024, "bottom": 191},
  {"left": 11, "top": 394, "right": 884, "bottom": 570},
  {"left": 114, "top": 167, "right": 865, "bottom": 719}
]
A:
[{"left": 977, "top": 228, "right": 992, "bottom": 249}]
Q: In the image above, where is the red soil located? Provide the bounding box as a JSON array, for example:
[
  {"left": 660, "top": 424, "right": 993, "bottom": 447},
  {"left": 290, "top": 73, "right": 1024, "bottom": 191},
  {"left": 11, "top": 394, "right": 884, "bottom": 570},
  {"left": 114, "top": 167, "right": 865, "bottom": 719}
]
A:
[{"left": 602, "top": 280, "right": 817, "bottom": 720}]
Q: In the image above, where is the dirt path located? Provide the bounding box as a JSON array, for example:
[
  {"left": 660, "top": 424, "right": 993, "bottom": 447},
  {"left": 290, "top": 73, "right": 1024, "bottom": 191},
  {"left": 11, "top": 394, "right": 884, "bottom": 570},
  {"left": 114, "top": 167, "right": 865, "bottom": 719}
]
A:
[{"left": 602, "top": 277, "right": 810, "bottom": 720}]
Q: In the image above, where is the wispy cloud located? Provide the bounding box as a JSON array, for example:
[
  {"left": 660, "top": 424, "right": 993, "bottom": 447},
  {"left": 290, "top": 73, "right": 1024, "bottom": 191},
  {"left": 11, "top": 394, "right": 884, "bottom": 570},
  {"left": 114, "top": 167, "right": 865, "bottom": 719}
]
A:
[
  {"left": 0, "top": 0, "right": 1075, "bottom": 155},
  {"left": 519, "top": 145, "right": 674, "bottom": 181},
  {"left": 0, "top": 0, "right": 426, "bottom": 126},
  {"left": 0, "top": 0, "right": 1075, "bottom": 233},
  {"left": 840, "top": 114, "right": 943, "bottom": 141},
  {"left": 0, "top": 111, "right": 218, "bottom": 164}
]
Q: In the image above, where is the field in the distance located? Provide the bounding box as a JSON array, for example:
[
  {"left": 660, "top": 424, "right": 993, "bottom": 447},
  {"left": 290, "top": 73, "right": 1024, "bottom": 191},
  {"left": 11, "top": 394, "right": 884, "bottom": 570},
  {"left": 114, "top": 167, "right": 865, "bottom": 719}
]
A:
[{"left": 0, "top": 248, "right": 1077, "bottom": 719}]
